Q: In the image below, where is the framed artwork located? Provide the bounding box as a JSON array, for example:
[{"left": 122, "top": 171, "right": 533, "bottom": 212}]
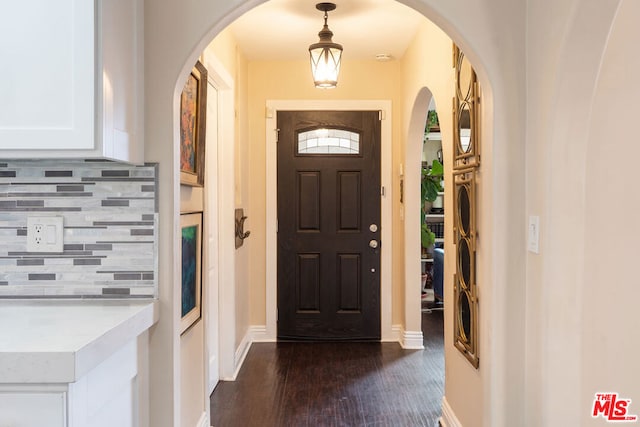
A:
[
  {"left": 180, "top": 212, "right": 203, "bottom": 334},
  {"left": 180, "top": 61, "right": 208, "bottom": 187}
]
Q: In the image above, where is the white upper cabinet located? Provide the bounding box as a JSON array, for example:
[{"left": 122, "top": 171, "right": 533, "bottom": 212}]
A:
[{"left": 0, "top": 0, "right": 144, "bottom": 163}]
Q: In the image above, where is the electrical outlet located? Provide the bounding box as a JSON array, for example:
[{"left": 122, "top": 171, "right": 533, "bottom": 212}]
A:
[{"left": 27, "top": 216, "right": 64, "bottom": 253}]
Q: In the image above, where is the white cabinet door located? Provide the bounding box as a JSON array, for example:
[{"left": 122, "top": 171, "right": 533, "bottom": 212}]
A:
[
  {"left": 0, "top": 0, "right": 95, "bottom": 151},
  {"left": 0, "top": 0, "right": 144, "bottom": 163},
  {"left": 0, "top": 392, "right": 66, "bottom": 427},
  {"left": 67, "top": 339, "right": 139, "bottom": 427}
]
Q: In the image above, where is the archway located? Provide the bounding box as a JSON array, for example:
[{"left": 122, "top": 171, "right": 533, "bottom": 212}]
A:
[
  {"left": 144, "top": 1, "right": 525, "bottom": 426},
  {"left": 405, "top": 86, "right": 435, "bottom": 343}
]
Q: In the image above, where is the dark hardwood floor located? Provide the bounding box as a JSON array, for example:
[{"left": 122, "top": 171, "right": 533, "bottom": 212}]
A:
[{"left": 210, "top": 306, "right": 444, "bottom": 426}]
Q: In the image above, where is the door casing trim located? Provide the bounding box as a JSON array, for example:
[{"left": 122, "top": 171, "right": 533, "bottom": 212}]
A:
[{"left": 265, "top": 100, "right": 393, "bottom": 341}]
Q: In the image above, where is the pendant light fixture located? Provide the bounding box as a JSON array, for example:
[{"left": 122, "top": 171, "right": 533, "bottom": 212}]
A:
[{"left": 309, "top": 2, "right": 343, "bottom": 88}]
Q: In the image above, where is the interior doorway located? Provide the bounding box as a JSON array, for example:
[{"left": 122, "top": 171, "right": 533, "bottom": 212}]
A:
[
  {"left": 265, "top": 100, "right": 394, "bottom": 343},
  {"left": 420, "top": 99, "right": 445, "bottom": 314},
  {"left": 419, "top": 100, "right": 445, "bottom": 409},
  {"left": 201, "top": 53, "right": 235, "bottom": 391}
]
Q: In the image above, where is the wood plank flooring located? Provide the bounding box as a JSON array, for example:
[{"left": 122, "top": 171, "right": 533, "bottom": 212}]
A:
[{"left": 210, "top": 308, "right": 443, "bottom": 426}]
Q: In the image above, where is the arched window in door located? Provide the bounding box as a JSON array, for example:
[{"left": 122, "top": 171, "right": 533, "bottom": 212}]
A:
[{"left": 297, "top": 128, "right": 360, "bottom": 155}]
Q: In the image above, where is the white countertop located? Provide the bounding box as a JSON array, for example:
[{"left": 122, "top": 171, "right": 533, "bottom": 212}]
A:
[{"left": 0, "top": 300, "right": 158, "bottom": 384}]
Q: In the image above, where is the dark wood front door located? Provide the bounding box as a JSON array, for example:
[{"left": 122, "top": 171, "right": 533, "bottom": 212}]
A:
[{"left": 277, "top": 110, "right": 381, "bottom": 340}]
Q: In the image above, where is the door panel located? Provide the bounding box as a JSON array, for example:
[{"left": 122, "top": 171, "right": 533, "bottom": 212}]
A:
[
  {"left": 297, "top": 254, "right": 321, "bottom": 311},
  {"left": 298, "top": 172, "right": 321, "bottom": 231},
  {"left": 338, "top": 253, "right": 361, "bottom": 311},
  {"left": 277, "top": 110, "right": 381, "bottom": 340},
  {"left": 338, "top": 171, "right": 361, "bottom": 231}
]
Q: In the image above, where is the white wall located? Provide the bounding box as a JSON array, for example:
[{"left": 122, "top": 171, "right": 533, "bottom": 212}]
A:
[
  {"left": 582, "top": 4, "right": 640, "bottom": 424},
  {"left": 202, "top": 30, "right": 246, "bottom": 381},
  {"left": 179, "top": 321, "right": 206, "bottom": 427},
  {"left": 579, "top": 5, "right": 640, "bottom": 426},
  {"left": 523, "top": 0, "right": 640, "bottom": 425},
  {"left": 401, "top": 21, "right": 490, "bottom": 423},
  {"left": 179, "top": 136, "right": 207, "bottom": 427},
  {"left": 582, "top": 3, "right": 640, "bottom": 423},
  {"left": 404, "top": 2, "right": 528, "bottom": 425},
  {"left": 178, "top": 44, "right": 239, "bottom": 425}
]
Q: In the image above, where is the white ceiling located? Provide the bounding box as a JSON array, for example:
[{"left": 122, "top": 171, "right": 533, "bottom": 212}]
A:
[{"left": 228, "top": 0, "right": 426, "bottom": 61}]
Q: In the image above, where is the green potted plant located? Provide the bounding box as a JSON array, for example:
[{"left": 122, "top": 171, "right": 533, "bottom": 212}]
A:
[
  {"left": 421, "top": 158, "right": 443, "bottom": 256},
  {"left": 426, "top": 109, "right": 439, "bottom": 133},
  {"left": 421, "top": 223, "right": 436, "bottom": 250}
]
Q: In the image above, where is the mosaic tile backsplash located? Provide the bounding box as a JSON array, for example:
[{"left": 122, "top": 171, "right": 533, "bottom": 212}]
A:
[{"left": 0, "top": 160, "right": 158, "bottom": 298}]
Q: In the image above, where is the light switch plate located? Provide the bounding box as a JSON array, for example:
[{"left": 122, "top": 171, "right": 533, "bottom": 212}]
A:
[{"left": 27, "top": 216, "right": 64, "bottom": 253}]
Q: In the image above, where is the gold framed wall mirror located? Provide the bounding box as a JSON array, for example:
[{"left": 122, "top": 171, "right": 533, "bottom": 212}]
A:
[
  {"left": 453, "top": 169, "right": 479, "bottom": 367},
  {"left": 453, "top": 46, "right": 480, "bottom": 168},
  {"left": 452, "top": 45, "right": 480, "bottom": 368}
]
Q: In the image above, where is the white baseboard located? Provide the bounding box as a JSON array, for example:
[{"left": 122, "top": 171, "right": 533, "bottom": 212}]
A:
[
  {"left": 253, "top": 324, "right": 402, "bottom": 344},
  {"left": 401, "top": 329, "right": 424, "bottom": 349},
  {"left": 224, "top": 326, "right": 273, "bottom": 382},
  {"left": 195, "top": 411, "right": 210, "bottom": 427},
  {"left": 230, "top": 329, "right": 252, "bottom": 380},
  {"left": 440, "top": 396, "right": 462, "bottom": 427},
  {"left": 250, "top": 325, "right": 275, "bottom": 342},
  {"left": 386, "top": 324, "right": 403, "bottom": 342}
]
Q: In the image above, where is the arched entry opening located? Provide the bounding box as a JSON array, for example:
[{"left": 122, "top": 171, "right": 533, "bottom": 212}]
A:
[
  {"left": 144, "top": 1, "right": 525, "bottom": 426},
  {"left": 405, "top": 86, "right": 438, "bottom": 339}
]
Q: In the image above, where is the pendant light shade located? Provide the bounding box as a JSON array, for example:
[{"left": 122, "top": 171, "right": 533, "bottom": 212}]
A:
[{"left": 309, "top": 3, "right": 343, "bottom": 88}]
